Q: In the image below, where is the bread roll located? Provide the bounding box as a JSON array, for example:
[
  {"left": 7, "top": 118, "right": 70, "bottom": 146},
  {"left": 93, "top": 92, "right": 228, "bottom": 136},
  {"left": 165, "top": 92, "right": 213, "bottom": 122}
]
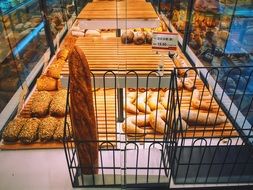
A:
[
  {"left": 133, "top": 31, "right": 146, "bottom": 45},
  {"left": 136, "top": 92, "right": 151, "bottom": 113},
  {"left": 19, "top": 118, "right": 40, "bottom": 144},
  {"left": 30, "top": 91, "right": 53, "bottom": 117},
  {"left": 47, "top": 59, "right": 65, "bottom": 79},
  {"left": 36, "top": 75, "right": 60, "bottom": 91},
  {"left": 191, "top": 89, "right": 212, "bottom": 110},
  {"left": 121, "top": 30, "right": 134, "bottom": 44},
  {"left": 49, "top": 89, "right": 68, "bottom": 117},
  {"left": 146, "top": 31, "right": 153, "bottom": 44},
  {"left": 182, "top": 78, "right": 194, "bottom": 90},
  {"left": 2, "top": 117, "right": 27, "bottom": 142},
  {"left": 39, "top": 117, "right": 58, "bottom": 141},
  {"left": 181, "top": 109, "right": 226, "bottom": 125},
  {"left": 69, "top": 46, "right": 98, "bottom": 174},
  {"left": 57, "top": 49, "right": 69, "bottom": 61},
  {"left": 53, "top": 117, "right": 72, "bottom": 142},
  {"left": 148, "top": 91, "right": 164, "bottom": 110},
  {"left": 122, "top": 115, "right": 149, "bottom": 136}
]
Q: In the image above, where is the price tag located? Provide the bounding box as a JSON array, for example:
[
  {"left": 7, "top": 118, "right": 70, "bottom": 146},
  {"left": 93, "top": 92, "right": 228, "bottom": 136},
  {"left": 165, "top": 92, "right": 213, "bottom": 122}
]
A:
[
  {"left": 152, "top": 32, "right": 178, "bottom": 52},
  {"left": 17, "top": 82, "right": 28, "bottom": 114}
]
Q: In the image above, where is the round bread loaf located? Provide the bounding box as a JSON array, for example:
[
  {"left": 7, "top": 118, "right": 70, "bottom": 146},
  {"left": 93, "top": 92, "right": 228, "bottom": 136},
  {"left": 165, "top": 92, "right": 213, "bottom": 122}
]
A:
[
  {"left": 121, "top": 30, "right": 134, "bottom": 44},
  {"left": 146, "top": 31, "right": 153, "bottom": 44},
  {"left": 133, "top": 31, "right": 146, "bottom": 45}
]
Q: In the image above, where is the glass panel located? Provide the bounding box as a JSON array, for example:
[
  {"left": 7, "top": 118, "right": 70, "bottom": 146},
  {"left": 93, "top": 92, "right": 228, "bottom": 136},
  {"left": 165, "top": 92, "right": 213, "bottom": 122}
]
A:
[
  {"left": 170, "top": 0, "right": 189, "bottom": 37},
  {"left": 187, "top": 0, "right": 237, "bottom": 66},
  {"left": 2, "top": 0, "right": 43, "bottom": 49},
  {"left": 45, "top": 0, "right": 67, "bottom": 39},
  {"left": 0, "top": 16, "right": 21, "bottom": 113}
]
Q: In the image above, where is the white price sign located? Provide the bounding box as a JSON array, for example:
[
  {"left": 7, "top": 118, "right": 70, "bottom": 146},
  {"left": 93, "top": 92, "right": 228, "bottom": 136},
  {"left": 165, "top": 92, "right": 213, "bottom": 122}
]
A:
[{"left": 152, "top": 32, "right": 178, "bottom": 51}]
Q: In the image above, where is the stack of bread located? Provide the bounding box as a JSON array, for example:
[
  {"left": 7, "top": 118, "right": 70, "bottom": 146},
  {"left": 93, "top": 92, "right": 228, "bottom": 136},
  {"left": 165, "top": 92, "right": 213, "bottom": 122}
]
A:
[{"left": 36, "top": 49, "right": 69, "bottom": 91}]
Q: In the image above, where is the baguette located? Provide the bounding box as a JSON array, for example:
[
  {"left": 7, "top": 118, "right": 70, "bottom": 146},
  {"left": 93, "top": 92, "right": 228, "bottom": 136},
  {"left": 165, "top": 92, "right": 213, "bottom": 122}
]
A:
[
  {"left": 69, "top": 46, "right": 98, "bottom": 174},
  {"left": 181, "top": 109, "right": 226, "bottom": 125},
  {"left": 122, "top": 115, "right": 149, "bottom": 136},
  {"left": 173, "top": 55, "right": 187, "bottom": 77}
]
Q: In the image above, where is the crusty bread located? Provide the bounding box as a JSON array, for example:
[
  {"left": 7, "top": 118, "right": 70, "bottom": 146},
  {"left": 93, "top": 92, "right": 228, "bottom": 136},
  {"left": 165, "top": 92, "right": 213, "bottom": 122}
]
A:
[
  {"left": 133, "top": 31, "right": 146, "bottom": 45},
  {"left": 121, "top": 30, "right": 134, "bottom": 44},
  {"left": 122, "top": 115, "right": 149, "bottom": 136},
  {"left": 181, "top": 109, "right": 226, "bottom": 125},
  {"left": 56, "top": 49, "right": 69, "bottom": 61},
  {"left": 36, "top": 75, "right": 60, "bottom": 91},
  {"left": 69, "top": 46, "right": 98, "bottom": 174},
  {"left": 47, "top": 59, "right": 65, "bottom": 79}
]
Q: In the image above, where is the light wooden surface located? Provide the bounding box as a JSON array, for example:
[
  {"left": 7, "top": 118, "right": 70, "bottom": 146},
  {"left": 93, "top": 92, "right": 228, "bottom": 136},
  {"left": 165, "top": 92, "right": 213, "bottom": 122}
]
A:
[
  {"left": 62, "top": 37, "right": 174, "bottom": 74},
  {"left": 77, "top": 1, "right": 158, "bottom": 19}
]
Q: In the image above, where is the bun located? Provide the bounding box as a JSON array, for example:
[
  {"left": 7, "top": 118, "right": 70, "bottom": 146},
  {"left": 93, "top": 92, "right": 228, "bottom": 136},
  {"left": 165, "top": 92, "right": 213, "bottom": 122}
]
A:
[
  {"left": 36, "top": 75, "right": 60, "bottom": 91},
  {"left": 49, "top": 89, "right": 68, "bottom": 116},
  {"left": 146, "top": 31, "right": 153, "bottom": 44},
  {"left": 122, "top": 115, "right": 149, "bottom": 136},
  {"left": 135, "top": 92, "right": 151, "bottom": 113},
  {"left": 47, "top": 59, "right": 65, "bottom": 79},
  {"left": 133, "top": 31, "right": 146, "bottom": 45},
  {"left": 57, "top": 49, "right": 69, "bottom": 60},
  {"left": 121, "top": 30, "right": 134, "bottom": 44},
  {"left": 181, "top": 109, "right": 226, "bottom": 125}
]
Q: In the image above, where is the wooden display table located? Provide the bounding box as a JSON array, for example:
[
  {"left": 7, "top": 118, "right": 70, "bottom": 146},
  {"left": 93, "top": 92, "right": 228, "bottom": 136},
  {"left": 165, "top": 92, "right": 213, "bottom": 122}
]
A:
[{"left": 77, "top": 0, "right": 160, "bottom": 29}]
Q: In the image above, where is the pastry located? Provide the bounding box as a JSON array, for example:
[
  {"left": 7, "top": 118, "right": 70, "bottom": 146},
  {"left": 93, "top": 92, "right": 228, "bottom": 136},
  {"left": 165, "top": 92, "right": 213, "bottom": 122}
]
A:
[
  {"left": 135, "top": 92, "right": 151, "bottom": 113},
  {"left": 57, "top": 49, "right": 69, "bottom": 61},
  {"left": 39, "top": 117, "right": 58, "bottom": 141},
  {"left": 30, "top": 91, "right": 53, "bottom": 117},
  {"left": 122, "top": 115, "right": 149, "bottom": 136},
  {"left": 2, "top": 117, "right": 27, "bottom": 142},
  {"left": 133, "top": 31, "right": 146, "bottom": 45},
  {"left": 121, "top": 30, "right": 134, "bottom": 44},
  {"left": 69, "top": 46, "right": 98, "bottom": 174},
  {"left": 181, "top": 109, "right": 226, "bottom": 125},
  {"left": 49, "top": 89, "right": 68, "bottom": 117},
  {"left": 36, "top": 75, "right": 60, "bottom": 91},
  {"left": 19, "top": 118, "right": 40, "bottom": 144}
]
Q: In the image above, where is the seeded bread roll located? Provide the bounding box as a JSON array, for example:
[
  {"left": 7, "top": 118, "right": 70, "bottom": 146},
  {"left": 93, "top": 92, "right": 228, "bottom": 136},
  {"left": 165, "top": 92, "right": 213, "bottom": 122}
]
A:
[
  {"left": 53, "top": 117, "right": 72, "bottom": 142},
  {"left": 121, "top": 30, "right": 134, "bottom": 44},
  {"left": 47, "top": 59, "right": 65, "bottom": 79},
  {"left": 133, "top": 31, "right": 146, "bottom": 45},
  {"left": 30, "top": 91, "right": 53, "bottom": 117},
  {"left": 39, "top": 117, "right": 58, "bottom": 141},
  {"left": 146, "top": 31, "right": 153, "bottom": 44},
  {"left": 19, "top": 118, "right": 40, "bottom": 144},
  {"left": 49, "top": 89, "right": 67, "bottom": 117},
  {"left": 2, "top": 117, "right": 27, "bottom": 142},
  {"left": 57, "top": 49, "right": 69, "bottom": 61}
]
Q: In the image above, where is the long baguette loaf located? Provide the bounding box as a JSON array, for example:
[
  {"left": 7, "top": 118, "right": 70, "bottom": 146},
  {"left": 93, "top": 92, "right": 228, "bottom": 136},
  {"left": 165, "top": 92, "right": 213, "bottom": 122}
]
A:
[
  {"left": 181, "top": 109, "right": 226, "bottom": 125},
  {"left": 69, "top": 46, "right": 98, "bottom": 174}
]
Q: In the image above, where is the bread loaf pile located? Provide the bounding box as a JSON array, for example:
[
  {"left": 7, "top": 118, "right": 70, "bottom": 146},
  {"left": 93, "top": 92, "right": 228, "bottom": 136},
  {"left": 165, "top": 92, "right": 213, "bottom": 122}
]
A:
[{"left": 36, "top": 49, "right": 69, "bottom": 91}]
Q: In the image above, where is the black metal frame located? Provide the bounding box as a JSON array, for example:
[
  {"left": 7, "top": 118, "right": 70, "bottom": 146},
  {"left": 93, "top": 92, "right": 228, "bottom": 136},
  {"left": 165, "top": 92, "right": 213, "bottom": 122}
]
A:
[{"left": 63, "top": 69, "right": 178, "bottom": 188}]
